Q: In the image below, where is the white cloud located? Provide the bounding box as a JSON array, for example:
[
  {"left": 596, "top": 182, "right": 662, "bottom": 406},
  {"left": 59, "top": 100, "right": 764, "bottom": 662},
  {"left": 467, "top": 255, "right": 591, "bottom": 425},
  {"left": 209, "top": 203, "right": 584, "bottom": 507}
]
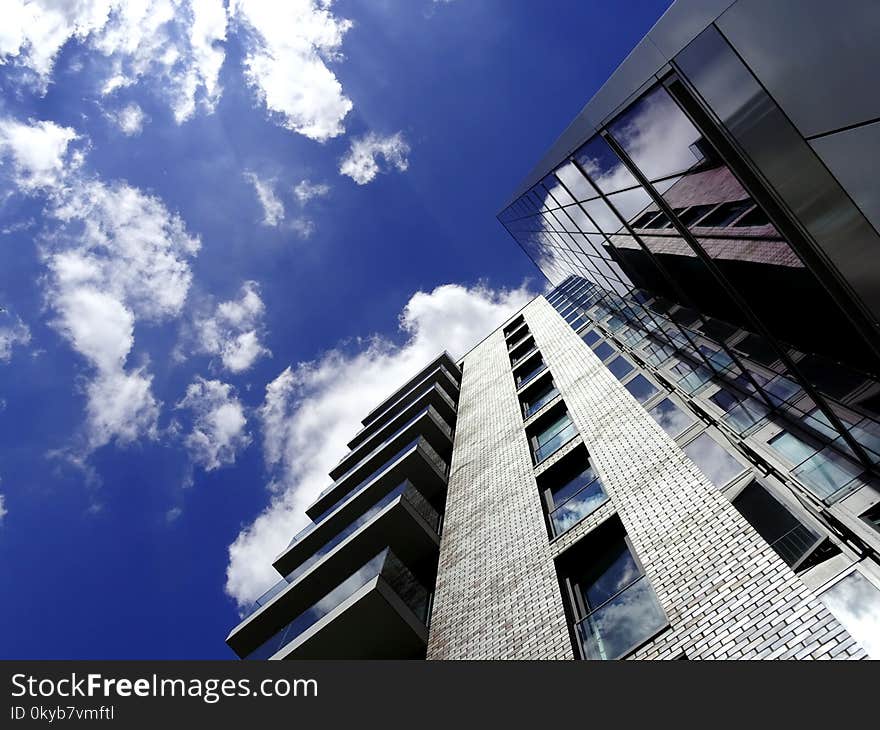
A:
[
  {"left": 108, "top": 102, "right": 147, "bottom": 136},
  {"left": 177, "top": 377, "right": 251, "bottom": 471},
  {"left": 0, "top": 314, "right": 31, "bottom": 362},
  {"left": 225, "top": 281, "right": 534, "bottom": 608},
  {"left": 84, "top": 367, "right": 160, "bottom": 449},
  {"left": 231, "top": 0, "right": 353, "bottom": 141},
  {"left": 290, "top": 217, "right": 316, "bottom": 239},
  {"left": 36, "top": 158, "right": 201, "bottom": 451},
  {"left": 0, "top": 117, "right": 79, "bottom": 191},
  {"left": 0, "top": 1, "right": 227, "bottom": 125},
  {"left": 0, "top": 493, "right": 6, "bottom": 523},
  {"left": 192, "top": 280, "right": 271, "bottom": 373},
  {"left": 243, "top": 171, "right": 284, "bottom": 227},
  {"left": 339, "top": 131, "right": 410, "bottom": 185},
  {"left": 293, "top": 179, "right": 329, "bottom": 204}
]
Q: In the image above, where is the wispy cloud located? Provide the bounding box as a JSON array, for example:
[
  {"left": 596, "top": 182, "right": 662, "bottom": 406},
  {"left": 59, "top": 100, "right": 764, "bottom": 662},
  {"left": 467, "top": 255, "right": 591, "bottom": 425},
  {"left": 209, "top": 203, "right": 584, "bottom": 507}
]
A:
[
  {"left": 293, "top": 179, "right": 330, "bottom": 204},
  {"left": 0, "top": 0, "right": 227, "bottom": 126},
  {"left": 107, "top": 103, "right": 147, "bottom": 136},
  {"left": 0, "top": 312, "right": 31, "bottom": 362},
  {"left": 339, "top": 131, "right": 410, "bottom": 185},
  {"left": 243, "top": 171, "right": 284, "bottom": 227}
]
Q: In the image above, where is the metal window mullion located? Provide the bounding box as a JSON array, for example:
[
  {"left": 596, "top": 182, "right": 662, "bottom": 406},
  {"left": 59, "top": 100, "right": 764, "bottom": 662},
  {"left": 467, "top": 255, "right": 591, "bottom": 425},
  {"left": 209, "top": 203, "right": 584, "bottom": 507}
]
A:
[
  {"left": 567, "top": 155, "right": 740, "bottom": 390},
  {"left": 602, "top": 130, "right": 875, "bottom": 473}
]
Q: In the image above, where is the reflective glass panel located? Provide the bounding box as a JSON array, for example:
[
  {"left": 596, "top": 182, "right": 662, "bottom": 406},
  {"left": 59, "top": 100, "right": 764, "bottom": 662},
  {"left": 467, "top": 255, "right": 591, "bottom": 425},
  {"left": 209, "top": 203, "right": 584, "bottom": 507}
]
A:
[
  {"left": 647, "top": 397, "right": 694, "bottom": 439},
  {"left": 624, "top": 374, "right": 658, "bottom": 404},
  {"left": 683, "top": 432, "right": 747, "bottom": 488}
]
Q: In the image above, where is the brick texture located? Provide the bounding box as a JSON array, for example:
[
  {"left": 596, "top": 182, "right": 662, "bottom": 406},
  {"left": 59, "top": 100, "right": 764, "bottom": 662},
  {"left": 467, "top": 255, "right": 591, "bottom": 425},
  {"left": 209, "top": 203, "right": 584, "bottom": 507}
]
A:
[{"left": 427, "top": 295, "right": 866, "bottom": 660}]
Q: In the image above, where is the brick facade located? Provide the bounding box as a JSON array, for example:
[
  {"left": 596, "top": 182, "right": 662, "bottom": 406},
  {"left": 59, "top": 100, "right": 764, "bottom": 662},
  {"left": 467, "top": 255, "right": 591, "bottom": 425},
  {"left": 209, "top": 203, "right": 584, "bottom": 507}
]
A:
[{"left": 427, "top": 296, "right": 866, "bottom": 660}]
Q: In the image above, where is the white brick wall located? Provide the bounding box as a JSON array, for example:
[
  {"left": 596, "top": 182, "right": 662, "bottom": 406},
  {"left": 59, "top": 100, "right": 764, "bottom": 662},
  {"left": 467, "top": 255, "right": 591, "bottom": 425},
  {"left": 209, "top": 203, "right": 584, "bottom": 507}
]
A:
[{"left": 427, "top": 296, "right": 866, "bottom": 660}]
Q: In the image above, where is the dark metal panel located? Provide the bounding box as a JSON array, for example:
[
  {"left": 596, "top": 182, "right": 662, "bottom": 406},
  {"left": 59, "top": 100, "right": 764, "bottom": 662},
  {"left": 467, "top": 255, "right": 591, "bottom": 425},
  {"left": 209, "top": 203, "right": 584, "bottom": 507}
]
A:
[
  {"left": 717, "top": 0, "right": 880, "bottom": 138},
  {"left": 811, "top": 122, "right": 880, "bottom": 237},
  {"left": 646, "top": 0, "right": 736, "bottom": 59},
  {"left": 674, "top": 26, "right": 880, "bottom": 329}
]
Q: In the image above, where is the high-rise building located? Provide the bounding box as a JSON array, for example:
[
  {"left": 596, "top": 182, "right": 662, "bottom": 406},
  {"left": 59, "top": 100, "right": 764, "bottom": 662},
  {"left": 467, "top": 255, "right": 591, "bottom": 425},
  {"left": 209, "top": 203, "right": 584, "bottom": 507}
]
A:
[{"left": 226, "top": 0, "right": 880, "bottom": 660}]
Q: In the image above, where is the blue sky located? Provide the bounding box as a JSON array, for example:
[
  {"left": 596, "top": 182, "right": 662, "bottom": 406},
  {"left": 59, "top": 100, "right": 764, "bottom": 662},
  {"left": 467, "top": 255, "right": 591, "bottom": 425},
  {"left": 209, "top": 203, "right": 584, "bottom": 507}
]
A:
[{"left": 0, "top": 0, "right": 671, "bottom": 658}]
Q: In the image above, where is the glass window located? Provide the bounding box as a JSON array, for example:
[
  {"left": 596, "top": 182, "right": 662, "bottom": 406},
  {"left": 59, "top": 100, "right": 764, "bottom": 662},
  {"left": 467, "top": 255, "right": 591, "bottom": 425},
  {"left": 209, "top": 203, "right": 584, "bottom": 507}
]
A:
[
  {"left": 695, "top": 199, "right": 753, "bottom": 228},
  {"left": 709, "top": 388, "right": 768, "bottom": 433},
  {"left": 554, "top": 160, "right": 597, "bottom": 203},
  {"left": 606, "top": 355, "right": 633, "bottom": 381},
  {"left": 582, "top": 329, "right": 601, "bottom": 346},
  {"left": 566, "top": 531, "right": 666, "bottom": 660},
  {"left": 624, "top": 374, "right": 659, "bottom": 404},
  {"left": 608, "top": 85, "right": 704, "bottom": 182},
  {"left": 592, "top": 341, "right": 615, "bottom": 361},
  {"left": 542, "top": 450, "right": 608, "bottom": 537},
  {"left": 531, "top": 410, "right": 578, "bottom": 463},
  {"left": 573, "top": 134, "right": 639, "bottom": 193},
  {"left": 515, "top": 355, "right": 546, "bottom": 387},
  {"left": 522, "top": 378, "right": 558, "bottom": 419},
  {"left": 677, "top": 204, "right": 715, "bottom": 226},
  {"left": 731, "top": 481, "right": 821, "bottom": 569},
  {"left": 647, "top": 397, "right": 694, "bottom": 439},
  {"left": 768, "top": 431, "right": 862, "bottom": 501},
  {"left": 820, "top": 572, "right": 880, "bottom": 659},
  {"left": 683, "top": 432, "right": 748, "bottom": 488},
  {"left": 733, "top": 205, "right": 772, "bottom": 227}
]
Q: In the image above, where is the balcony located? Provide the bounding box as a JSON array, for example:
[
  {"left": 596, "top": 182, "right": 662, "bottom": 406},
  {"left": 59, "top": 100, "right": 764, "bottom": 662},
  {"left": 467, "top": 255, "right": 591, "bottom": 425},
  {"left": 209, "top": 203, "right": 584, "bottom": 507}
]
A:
[
  {"left": 505, "top": 321, "right": 529, "bottom": 344},
  {"left": 319, "top": 405, "right": 452, "bottom": 508},
  {"left": 228, "top": 487, "right": 441, "bottom": 659},
  {"left": 238, "top": 549, "right": 430, "bottom": 660},
  {"left": 347, "top": 363, "right": 460, "bottom": 451},
  {"left": 274, "top": 479, "right": 441, "bottom": 579},
  {"left": 334, "top": 388, "right": 456, "bottom": 478},
  {"left": 307, "top": 431, "right": 449, "bottom": 523}
]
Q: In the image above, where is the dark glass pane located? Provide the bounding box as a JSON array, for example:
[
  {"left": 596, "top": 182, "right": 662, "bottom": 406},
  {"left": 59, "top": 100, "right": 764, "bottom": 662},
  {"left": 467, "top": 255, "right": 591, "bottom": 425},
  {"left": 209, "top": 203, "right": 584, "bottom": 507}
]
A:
[
  {"left": 624, "top": 374, "right": 658, "bottom": 404},
  {"left": 582, "top": 329, "right": 601, "bottom": 346},
  {"left": 592, "top": 341, "right": 615, "bottom": 361},
  {"left": 732, "top": 482, "right": 800, "bottom": 544},
  {"left": 696, "top": 199, "right": 753, "bottom": 228},
  {"left": 606, "top": 355, "right": 634, "bottom": 380},
  {"left": 578, "top": 536, "right": 641, "bottom": 611}
]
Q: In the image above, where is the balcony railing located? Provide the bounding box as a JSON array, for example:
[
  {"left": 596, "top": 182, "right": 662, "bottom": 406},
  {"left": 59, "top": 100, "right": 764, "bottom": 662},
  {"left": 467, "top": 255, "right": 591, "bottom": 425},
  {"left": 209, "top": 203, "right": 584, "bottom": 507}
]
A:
[
  {"left": 768, "top": 523, "right": 820, "bottom": 568},
  {"left": 310, "top": 437, "right": 421, "bottom": 525},
  {"left": 549, "top": 479, "right": 608, "bottom": 537},
  {"left": 511, "top": 345, "right": 538, "bottom": 367},
  {"left": 534, "top": 421, "right": 578, "bottom": 464},
  {"left": 575, "top": 575, "right": 666, "bottom": 660},
  {"left": 517, "top": 362, "right": 547, "bottom": 390},
  {"left": 331, "top": 405, "right": 439, "bottom": 487},
  {"left": 284, "top": 482, "right": 439, "bottom": 586},
  {"left": 245, "top": 549, "right": 428, "bottom": 660},
  {"left": 523, "top": 387, "right": 559, "bottom": 419}
]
